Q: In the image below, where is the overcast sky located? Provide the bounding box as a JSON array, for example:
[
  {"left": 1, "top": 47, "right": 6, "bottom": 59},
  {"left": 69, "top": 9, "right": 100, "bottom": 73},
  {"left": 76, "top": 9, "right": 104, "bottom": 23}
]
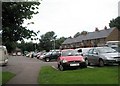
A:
[{"left": 23, "top": 0, "right": 119, "bottom": 39}]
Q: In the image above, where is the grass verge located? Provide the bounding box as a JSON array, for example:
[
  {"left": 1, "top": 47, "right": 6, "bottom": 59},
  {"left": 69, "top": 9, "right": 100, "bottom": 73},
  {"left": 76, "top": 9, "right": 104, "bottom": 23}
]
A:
[
  {"left": 0, "top": 71, "right": 15, "bottom": 84},
  {"left": 38, "top": 66, "right": 119, "bottom": 84}
]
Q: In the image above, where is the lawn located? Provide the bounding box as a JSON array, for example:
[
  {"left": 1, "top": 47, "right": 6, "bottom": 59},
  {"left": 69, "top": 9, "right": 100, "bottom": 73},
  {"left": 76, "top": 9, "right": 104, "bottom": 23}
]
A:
[
  {"left": 0, "top": 71, "right": 15, "bottom": 85},
  {"left": 38, "top": 66, "right": 119, "bottom": 84}
]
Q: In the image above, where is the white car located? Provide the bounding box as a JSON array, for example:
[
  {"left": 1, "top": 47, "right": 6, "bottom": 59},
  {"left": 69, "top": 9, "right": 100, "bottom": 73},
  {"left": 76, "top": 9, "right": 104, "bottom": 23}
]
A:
[
  {"left": 17, "top": 52, "right": 22, "bottom": 56},
  {"left": 0, "top": 46, "right": 9, "bottom": 66},
  {"left": 12, "top": 52, "right": 16, "bottom": 56},
  {"left": 75, "top": 47, "right": 92, "bottom": 56}
]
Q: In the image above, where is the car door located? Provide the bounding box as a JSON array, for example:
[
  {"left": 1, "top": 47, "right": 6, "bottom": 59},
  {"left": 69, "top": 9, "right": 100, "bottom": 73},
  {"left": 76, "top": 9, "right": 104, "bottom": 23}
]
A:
[
  {"left": 51, "top": 51, "right": 58, "bottom": 60},
  {"left": 92, "top": 49, "right": 100, "bottom": 65},
  {"left": 86, "top": 49, "right": 94, "bottom": 63}
]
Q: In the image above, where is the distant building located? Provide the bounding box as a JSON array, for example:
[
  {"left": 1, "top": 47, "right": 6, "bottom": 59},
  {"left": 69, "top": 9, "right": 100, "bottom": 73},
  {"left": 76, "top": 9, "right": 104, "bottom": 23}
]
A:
[{"left": 62, "top": 27, "right": 120, "bottom": 49}]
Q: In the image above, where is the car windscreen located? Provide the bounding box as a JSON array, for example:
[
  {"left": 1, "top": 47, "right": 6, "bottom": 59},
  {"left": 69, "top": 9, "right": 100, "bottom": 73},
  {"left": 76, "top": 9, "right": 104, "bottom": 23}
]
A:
[
  {"left": 98, "top": 47, "right": 117, "bottom": 53},
  {"left": 112, "top": 47, "right": 120, "bottom": 52},
  {"left": 46, "top": 52, "right": 52, "bottom": 55},
  {"left": 61, "top": 50, "right": 79, "bottom": 56}
]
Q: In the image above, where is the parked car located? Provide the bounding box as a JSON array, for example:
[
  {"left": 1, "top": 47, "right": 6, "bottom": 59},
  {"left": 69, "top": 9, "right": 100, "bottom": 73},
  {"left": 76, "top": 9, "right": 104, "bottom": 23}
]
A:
[
  {"left": 37, "top": 52, "right": 46, "bottom": 59},
  {"left": 57, "top": 49, "right": 87, "bottom": 71},
  {"left": 17, "top": 52, "right": 22, "bottom": 56},
  {"left": 75, "top": 47, "right": 92, "bottom": 56},
  {"left": 0, "top": 46, "right": 9, "bottom": 66},
  {"left": 26, "top": 52, "right": 33, "bottom": 58},
  {"left": 12, "top": 52, "right": 16, "bottom": 56},
  {"left": 42, "top": 50, "right": 61, "bottom": 62},
  {"left": 84, "top": 47, "right": 120, "bottom": 67},
  {"left": 110, "top": 47, "right": 120, "bottom": 53}
]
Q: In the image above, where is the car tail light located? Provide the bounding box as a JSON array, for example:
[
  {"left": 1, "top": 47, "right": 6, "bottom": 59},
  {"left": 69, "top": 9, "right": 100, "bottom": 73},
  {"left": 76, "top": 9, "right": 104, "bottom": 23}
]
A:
[{"left": 62, "top": 59, "right": 68, "bottom": 63}]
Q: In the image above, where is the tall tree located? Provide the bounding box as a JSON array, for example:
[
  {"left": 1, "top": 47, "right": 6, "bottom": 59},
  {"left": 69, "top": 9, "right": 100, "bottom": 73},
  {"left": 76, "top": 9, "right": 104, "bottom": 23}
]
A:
[
  {"left": 2, "top": 2, "right": 40, "bottom": 53},
  {"left": 109, "top": 17, "right": 120, "bottom": 30},
  {"left": 55, "top": 37, "right": 67, "bottom": 49},
  {"left": 39, "top": 31, "right": 57, "bottom": 51}
]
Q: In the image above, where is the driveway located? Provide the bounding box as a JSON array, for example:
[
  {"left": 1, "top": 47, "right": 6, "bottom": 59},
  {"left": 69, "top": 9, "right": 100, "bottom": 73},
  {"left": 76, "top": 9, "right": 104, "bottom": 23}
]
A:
[{"left": 2, "top": 56, "right": 57, "bottom": 84}]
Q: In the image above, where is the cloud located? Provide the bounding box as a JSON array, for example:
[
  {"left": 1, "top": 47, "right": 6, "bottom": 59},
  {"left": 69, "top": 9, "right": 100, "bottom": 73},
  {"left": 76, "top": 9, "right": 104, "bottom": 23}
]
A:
[{"left": 23, "top": 0, "right": 119, "bottom": 38}]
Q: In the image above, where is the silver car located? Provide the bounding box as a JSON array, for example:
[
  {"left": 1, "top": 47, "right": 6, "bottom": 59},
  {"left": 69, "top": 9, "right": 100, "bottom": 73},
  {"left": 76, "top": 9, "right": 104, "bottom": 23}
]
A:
[
  {"left": 84, "top": 47, "right": 120, "bottom": 66},
  {"left": 0, "top": 46, "right": 9, "bottom": 66}
]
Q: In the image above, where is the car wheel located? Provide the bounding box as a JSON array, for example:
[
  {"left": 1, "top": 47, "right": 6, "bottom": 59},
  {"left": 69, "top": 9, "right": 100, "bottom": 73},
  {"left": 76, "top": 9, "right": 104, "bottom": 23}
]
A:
[
  {"left": 80, "top": 62, "right": 87, "bottom": 68},
  {"left": 45, "top": 58, "right": 50, "bottom": 62},
  {"left": 59, "top": 64, "right": 64, "bottom": 71},
  {"left": 99, "top": 59, "right": 104, "bottom": 67},
  {"left": 118, "top": 62, "right": 120, "bottom": 66},
  {"left": 85, "top": 59, "right": 90, "bottom": 66}
]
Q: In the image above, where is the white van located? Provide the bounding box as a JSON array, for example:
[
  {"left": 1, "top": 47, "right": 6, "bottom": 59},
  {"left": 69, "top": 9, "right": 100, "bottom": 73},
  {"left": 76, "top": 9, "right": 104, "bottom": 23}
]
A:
[
  {"left": 106, "top": 41, "right": 120, "bottom": 47},
  {"left": 75, "top": 47, "right": 92, "bottom": 56},
  {"left": 0, "top": 45, "right": 8, "bottom": 66}
]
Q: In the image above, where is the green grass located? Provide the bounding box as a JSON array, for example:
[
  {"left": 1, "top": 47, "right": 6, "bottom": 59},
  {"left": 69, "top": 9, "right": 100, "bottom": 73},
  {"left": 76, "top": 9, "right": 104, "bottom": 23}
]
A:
[
  {"left": 38, "top": 66, "right": 119, "bottom": 84},
  {"left": 0, "top": 71, "right": 15, "bottom": 84}
]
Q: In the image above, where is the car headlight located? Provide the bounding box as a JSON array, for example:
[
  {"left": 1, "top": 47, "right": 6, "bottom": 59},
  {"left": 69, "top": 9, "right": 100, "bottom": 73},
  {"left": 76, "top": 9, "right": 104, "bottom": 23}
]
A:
[
  {"left": 82, "top": 58, "right": 85, "bottom": 62},
  {"left": 62, "top": 60, "right": 67, "bottom": 63}
]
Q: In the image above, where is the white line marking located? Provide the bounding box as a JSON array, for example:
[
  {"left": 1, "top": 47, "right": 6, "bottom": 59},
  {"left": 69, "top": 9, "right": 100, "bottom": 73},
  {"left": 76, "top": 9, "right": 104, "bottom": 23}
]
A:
[
  {"left": 87, "top": 66, "right": 94, "bottom": 68},
  {"left": 52, "top": 66, "right": 58, "bottom": 70}
]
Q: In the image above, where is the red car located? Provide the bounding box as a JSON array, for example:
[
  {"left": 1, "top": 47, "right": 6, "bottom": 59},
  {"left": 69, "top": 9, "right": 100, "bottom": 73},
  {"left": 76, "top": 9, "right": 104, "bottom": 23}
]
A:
[{"left": 57, "top": 49, "right": 87, "bottom": 71}]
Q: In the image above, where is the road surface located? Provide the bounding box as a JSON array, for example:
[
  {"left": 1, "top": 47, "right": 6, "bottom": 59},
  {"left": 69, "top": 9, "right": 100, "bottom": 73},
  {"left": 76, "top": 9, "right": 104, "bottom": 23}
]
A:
[{"left": 2, "top": 56, "right": 57, "bottom": 84}]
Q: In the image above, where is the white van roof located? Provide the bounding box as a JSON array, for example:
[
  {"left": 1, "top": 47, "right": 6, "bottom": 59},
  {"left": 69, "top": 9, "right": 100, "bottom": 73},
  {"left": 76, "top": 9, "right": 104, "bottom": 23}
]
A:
[{"left": 0, "top": 45, "right": 6, "bottom": 49}]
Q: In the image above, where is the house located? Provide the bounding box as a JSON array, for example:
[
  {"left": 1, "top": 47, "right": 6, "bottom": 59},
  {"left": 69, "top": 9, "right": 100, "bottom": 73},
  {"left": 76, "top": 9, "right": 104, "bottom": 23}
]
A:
[{"left": 62, "top": 27, "right": 120, "bottom": 49}]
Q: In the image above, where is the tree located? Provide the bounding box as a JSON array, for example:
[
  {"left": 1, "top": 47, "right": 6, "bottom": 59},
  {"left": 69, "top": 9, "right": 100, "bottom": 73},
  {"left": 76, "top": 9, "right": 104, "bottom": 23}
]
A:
[
  {"left": 55, "top": 37, "right": 67, "bottom": 49},
  {"left": 2, "top": 2, "right": 40, "bottom": 53},
  {"left": 81, "top": 31, "right": 88, "bottom": 35},
  {"left": 109, "top": 17, "right": 120, "bottom": 30},
  {"left": 16, "top": 41, "right": 37, "bottom": 52},
  {"left": 73, "top": 32, "right": 81, "bottom": 38},
  {"left": 39, "top": 31, "right": 57, "bottom": 51}
]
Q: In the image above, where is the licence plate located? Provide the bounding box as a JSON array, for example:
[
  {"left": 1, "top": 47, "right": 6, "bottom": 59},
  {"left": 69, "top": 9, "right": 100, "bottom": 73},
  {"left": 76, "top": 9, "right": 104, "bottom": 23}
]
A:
[{"left": 70, "top": 63, "right": 79, "bottom": 66}]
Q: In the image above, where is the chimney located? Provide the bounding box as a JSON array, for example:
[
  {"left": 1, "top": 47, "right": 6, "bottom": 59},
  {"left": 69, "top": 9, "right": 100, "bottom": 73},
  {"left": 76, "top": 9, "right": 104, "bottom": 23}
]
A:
[{"left": 104, "top": 26, "right": 107, "bottom": 30}]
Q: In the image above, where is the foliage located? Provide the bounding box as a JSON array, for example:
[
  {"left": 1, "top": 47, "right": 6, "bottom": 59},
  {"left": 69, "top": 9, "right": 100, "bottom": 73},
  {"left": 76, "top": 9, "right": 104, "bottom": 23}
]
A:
[
  {"left": 39, "top": 31, "right": 57, "bottom": 51},
  {"left": 73, "top": 32, "right": 81, "bottom": 38},
  {"left": 2, "top": 2, "right": 40, "bottom": 53},
  {"left": 16, "top": 41, "right": 37, "bottom": 52},
  {"left": 55, "top": 37, "right": 67, "bottom": 49},
  {"left": 81, "top": 31, "right": 88, "bottom": 35},
  {"left": 73, "top": 31, "right": 88, "bottom": 38},
  {"left": 109, "top": 17, "right": 120, "bottom": 30}
]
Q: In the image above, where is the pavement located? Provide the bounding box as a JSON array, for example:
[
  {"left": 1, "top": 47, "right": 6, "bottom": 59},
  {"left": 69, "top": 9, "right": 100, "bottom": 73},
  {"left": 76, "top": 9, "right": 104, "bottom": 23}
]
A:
[{"left": 2, "top": 56, "right": 57, "bottom": 84}]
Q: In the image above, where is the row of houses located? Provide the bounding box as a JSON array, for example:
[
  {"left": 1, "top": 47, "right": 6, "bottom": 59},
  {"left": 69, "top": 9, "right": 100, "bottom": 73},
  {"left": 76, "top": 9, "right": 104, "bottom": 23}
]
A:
[{"left": 61, "top": 27, "right": 120, "bottom": 49}]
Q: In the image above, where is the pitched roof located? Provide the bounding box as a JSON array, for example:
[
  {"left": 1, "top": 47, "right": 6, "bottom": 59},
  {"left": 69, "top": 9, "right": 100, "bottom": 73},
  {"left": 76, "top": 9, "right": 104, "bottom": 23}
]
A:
[{"left": 62, "top": 27, "right": 115, "bottom": 44}]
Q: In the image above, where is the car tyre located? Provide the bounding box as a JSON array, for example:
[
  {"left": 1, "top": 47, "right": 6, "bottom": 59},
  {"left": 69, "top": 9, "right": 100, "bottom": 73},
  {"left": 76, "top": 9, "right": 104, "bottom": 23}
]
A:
[
  {"left": 59, "top": 64, "right": 64, "bottom": 71},
  {"left": 99, "top": 59, "right": 104, "bottom": 67},
  {"left": 80, "top": 62, "right": 87, "bottom": 68},
  {"left": 45, "top": 58, "right": 50, "bottom": 62},
  {"left": 85, "top": 59, "right": 90, "bottom": 66}
]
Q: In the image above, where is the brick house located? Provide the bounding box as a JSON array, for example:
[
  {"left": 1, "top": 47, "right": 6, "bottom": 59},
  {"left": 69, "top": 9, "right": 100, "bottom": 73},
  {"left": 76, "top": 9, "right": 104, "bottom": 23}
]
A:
[{"left": 62, "top": 27, "right": 120, "bottom": 49}]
